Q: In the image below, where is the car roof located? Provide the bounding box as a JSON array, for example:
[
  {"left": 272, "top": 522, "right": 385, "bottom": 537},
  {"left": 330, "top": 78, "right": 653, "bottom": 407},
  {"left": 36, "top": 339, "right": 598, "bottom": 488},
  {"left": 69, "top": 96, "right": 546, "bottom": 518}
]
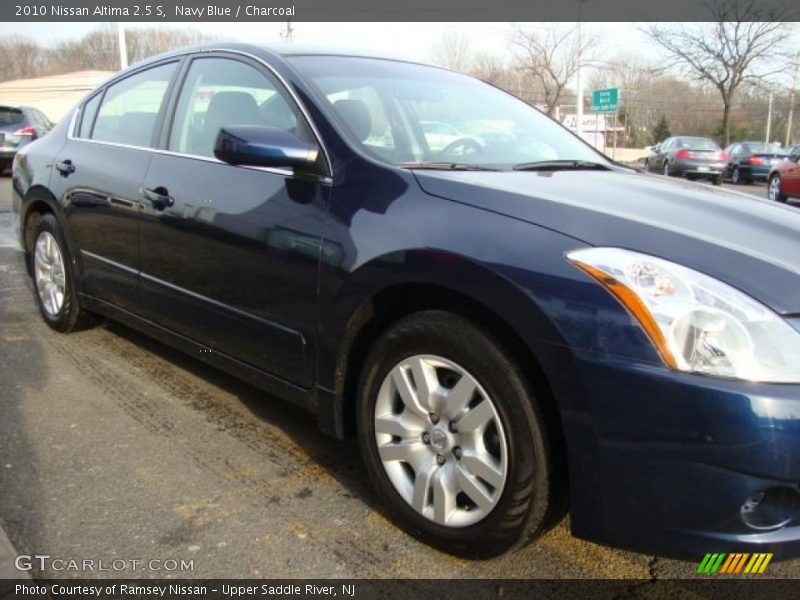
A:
[{"left": 133, "top": 42, "right": 433, "bottom": 73}]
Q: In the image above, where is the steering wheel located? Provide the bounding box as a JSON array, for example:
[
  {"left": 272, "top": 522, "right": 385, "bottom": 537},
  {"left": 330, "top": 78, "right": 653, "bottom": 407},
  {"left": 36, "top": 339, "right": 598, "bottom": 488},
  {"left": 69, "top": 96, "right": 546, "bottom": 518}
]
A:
[{"left": 440, "top": 137, "right": 483, "bottom": 159}]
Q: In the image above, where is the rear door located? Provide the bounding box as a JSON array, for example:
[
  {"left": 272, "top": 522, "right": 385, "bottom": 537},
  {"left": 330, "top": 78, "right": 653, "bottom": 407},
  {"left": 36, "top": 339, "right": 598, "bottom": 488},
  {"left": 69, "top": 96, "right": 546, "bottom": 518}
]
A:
[
  {"left": 49, "top": 60, "right": 180, "bottom": 310},
  {"left": 137, "top": 53, "right": 330, "bottom": 386}
]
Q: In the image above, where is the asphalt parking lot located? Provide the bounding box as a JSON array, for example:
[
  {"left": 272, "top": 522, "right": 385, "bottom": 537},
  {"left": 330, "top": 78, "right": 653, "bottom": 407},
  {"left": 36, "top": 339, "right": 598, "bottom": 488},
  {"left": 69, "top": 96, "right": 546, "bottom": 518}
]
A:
[{"left": 0, "top": 176, "right": 797, "bottom": 583}]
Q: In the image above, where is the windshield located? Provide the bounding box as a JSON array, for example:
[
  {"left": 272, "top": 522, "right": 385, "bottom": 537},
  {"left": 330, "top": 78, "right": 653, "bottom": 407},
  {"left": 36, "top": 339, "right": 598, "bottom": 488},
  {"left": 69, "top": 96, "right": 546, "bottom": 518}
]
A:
[{"left": 290, "top": 56, "right": 605, "bottom": 170}]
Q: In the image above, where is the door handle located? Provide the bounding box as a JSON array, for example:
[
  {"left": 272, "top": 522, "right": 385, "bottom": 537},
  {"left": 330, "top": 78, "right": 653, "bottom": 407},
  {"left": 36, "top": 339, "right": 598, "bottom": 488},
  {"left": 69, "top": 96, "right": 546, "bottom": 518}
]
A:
[
  {"left": 142, "top": 186, "right": 174, "bottom": 211},
  {"left": 55, "top": 160, "right": 75, "bottom": 176}
]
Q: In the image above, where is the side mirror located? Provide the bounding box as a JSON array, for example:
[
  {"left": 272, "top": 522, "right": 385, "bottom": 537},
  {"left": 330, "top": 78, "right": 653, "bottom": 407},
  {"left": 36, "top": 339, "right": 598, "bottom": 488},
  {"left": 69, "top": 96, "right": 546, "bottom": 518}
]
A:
[{"left": 214, "top": 126, "right": 319, "bottom": 170}]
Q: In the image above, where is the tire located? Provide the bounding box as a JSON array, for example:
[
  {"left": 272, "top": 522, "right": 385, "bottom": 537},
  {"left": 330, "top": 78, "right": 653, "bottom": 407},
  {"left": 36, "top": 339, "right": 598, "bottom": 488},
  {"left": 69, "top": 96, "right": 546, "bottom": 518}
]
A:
[
  {"left": 663, "top": 161, "right": 672, "bottom": 176},
  {"left": 29, "top": 212, "right": 97, "bottom": 332},
  {"left": 768, "top": 174, "right": 788, "bottom": 203},
  {"left": 356, "top": 310, "right": 560, "bottom": 557},
  {"left": 712, "top": 175, "right": 723, "bottom": 186},
  {"left": 731, "top": 166, "right": 742, "bottom": 184}
]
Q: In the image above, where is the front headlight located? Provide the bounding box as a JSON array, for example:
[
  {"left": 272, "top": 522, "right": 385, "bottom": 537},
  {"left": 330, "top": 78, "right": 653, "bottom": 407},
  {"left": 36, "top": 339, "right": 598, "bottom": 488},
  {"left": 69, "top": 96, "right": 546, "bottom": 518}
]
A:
[{"left": 567, "top": 247, "right": 800, "bottom": 383}]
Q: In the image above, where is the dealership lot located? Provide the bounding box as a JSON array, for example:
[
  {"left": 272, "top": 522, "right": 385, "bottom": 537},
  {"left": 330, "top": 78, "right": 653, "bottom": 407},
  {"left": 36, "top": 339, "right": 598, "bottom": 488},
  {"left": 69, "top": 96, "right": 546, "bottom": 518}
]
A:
[{"left": 0, "top": 177, "right": 796, "bottom": 581}]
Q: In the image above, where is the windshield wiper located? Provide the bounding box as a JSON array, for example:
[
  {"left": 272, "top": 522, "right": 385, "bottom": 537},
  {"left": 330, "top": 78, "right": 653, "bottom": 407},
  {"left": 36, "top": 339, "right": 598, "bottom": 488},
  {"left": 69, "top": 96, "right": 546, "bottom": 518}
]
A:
[
  {"left": 399, "top": 162, "right": 499, "bottom": 171},
  {"left": 512, "top": 160, "right": 610, "bottom": 171}
]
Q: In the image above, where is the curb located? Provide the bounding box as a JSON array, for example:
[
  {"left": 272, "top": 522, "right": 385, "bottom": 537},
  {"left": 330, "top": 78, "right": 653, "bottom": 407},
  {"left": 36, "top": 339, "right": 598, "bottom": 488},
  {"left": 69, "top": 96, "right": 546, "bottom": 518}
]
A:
[{"left": 0, "top": 524, "right": 27, "bottom": 580}]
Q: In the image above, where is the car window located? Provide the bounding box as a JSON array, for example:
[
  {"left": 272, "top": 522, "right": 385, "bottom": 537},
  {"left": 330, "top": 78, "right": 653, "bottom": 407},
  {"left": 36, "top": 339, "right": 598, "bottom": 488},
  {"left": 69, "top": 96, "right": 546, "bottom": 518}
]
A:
[
  {"left": 747, "top": 142, "right": 784, "bottom": 155},
  {"left": 91, "top": 62, "right": 177, "bottom": 148},
  {"left": 661, "top": 139, "right": 672, "bottom": 150},
  {"left": 37, "top": 110, "right": 53, "bottom": 129},
  {"left": 676, "top": 138, "right": 719, "bottom": 150},
  {"left": 322, "top": 85, "right": 399, "bottom": 158},
  {"left": 168, "top": 57, "right": 312, "bottom": 159},
  {"left": 291, "top": 55, "right": 603, "bottom": 169},
  {"left": 78, "top": 92, "right": 103, "bottom": 139},
  {"left": 0, "top": 107, "right": 24, "bottom": 126}
]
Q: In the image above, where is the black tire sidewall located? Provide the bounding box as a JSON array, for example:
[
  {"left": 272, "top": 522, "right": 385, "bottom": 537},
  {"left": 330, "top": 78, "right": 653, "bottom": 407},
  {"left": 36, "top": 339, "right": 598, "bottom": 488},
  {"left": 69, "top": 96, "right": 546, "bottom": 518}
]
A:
[{"left": 355, "top": 311, "right": 552, "bottom": 557}]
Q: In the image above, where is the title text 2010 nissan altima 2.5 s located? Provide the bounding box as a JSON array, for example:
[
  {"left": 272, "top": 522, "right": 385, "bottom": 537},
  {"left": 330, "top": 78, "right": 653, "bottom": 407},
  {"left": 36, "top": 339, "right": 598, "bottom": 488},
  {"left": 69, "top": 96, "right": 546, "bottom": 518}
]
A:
[{"left": 12, "top": 43, "right": 800, "bottom": 560}]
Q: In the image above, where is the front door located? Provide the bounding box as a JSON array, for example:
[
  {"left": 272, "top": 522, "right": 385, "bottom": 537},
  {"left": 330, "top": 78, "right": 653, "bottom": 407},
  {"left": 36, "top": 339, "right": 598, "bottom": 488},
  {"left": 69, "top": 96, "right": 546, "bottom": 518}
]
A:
[{"left": 137, "top": 55, "right": 329, "bottom": 387}]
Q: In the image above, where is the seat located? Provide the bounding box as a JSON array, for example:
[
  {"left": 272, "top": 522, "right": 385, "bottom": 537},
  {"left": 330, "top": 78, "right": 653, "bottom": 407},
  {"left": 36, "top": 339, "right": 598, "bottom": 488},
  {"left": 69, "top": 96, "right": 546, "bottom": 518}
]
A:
[
  {"left": 332, "top": 99, "right": 372, "bottom": 142},
  {"left": 198, "top": 91, "right": 264, "bottom": 156}
]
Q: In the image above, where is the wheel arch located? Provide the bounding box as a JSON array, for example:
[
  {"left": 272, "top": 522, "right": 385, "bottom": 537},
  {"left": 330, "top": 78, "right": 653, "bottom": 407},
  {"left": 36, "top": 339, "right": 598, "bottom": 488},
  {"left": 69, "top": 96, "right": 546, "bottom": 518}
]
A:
[{"left": 318, "top": 250, "right": 570, "bottom": 498}]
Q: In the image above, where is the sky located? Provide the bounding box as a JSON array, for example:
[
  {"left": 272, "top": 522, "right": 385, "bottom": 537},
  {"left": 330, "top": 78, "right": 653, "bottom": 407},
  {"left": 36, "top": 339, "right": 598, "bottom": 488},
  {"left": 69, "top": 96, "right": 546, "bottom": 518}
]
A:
[{"left": 0, "top": 21, "right": 659, "bottom": 66}]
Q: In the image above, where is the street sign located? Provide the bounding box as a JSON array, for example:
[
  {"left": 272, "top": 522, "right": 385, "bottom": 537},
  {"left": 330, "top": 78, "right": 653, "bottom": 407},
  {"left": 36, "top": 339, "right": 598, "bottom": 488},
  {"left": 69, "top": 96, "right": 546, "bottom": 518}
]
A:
[{"left": 591, "top": 87, "right": 619, "bottom": 113}]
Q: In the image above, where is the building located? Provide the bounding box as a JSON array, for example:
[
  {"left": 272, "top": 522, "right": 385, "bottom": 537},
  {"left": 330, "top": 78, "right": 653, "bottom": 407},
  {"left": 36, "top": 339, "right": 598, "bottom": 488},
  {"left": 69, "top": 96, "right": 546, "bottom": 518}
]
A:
[
  {"left": 561, "top": 113, "right": 625, "bottom": 151},
  {"left": 0, "top": 71, "right": 115, "bottom": 123}
]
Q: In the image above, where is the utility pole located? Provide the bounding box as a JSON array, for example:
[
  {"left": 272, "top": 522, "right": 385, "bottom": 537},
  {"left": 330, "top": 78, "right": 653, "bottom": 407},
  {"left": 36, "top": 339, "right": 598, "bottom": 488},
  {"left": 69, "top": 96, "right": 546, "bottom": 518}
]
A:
[
  {"left": 281, "top": 21, "right": 294, "bottom": 42},
  {"left": 575, "top": 17, "right": 584, "bottom": 138},
  {"left": 117, "top": 23, "right": 128, "bottom": 70},
  {"left": 765, "top": 91, "right": 773, "bottom": 143},
  {"left": 786, "top": 50, "right": 800, "bottom": 147}
]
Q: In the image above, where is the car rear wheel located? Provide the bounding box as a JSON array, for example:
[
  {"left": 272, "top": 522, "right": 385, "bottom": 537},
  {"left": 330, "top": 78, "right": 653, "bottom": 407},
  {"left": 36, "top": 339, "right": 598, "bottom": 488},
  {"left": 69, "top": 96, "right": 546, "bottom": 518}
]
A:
[
  {"left": 30, "top": 213, "right": 97, "bottom": 332},
  {"left": 712, "top": 175, "right": 723, "bottom": 186},
  {"left": 663, "top": 161, "right": 672, "bottom": 176},
  {"left": 356, "top": 310, "right": 560, "bottom": 557},
  {"left": 731, "top": 166, "right": 742, "bottom": 184},
  {"left": 768, "top": 174, "right": 787, "bottom": 203}
]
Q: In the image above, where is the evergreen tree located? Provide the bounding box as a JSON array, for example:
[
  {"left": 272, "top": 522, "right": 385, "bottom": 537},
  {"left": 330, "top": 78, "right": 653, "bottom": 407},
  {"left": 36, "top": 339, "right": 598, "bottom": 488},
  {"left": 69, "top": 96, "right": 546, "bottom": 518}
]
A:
[{"left": 652, "top": 116, "right": 671, "bottom": 144}]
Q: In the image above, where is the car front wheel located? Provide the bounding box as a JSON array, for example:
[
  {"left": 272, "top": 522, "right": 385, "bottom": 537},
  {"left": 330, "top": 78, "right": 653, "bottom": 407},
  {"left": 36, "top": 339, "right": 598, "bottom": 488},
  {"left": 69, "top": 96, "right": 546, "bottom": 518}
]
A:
[
  {"left": 29, "top": 212, "right": 96, "bottom": 332},
  {"left": 356, "top": 310, "right": 561, "bottom": 557},
  {"left": 768, "top": 174, "right": 788, "bottom": 203}
]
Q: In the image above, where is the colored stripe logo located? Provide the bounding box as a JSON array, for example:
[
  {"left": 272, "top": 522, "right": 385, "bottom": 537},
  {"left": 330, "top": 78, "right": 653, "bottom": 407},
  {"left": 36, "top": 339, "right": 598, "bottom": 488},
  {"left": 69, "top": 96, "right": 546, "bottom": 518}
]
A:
[{"left": 697, "top": 553, "right": 773, "bottom": 574}]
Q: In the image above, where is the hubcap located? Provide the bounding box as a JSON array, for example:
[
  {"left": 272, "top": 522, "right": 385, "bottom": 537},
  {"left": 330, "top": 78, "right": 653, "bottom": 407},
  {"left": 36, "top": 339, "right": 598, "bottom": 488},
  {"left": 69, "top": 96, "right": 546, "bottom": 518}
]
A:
[
  {"left": 34, "top": 231, "right": 66, "bottom": 316},
  {"left": 733, "top": 167, "right": 739, "bottom": 183},
  {"left": 374, "top": 355, "right": 508, "bottom": 527},
  {"left": 663, "top": 163, "right": 669, "bottom": 176}
]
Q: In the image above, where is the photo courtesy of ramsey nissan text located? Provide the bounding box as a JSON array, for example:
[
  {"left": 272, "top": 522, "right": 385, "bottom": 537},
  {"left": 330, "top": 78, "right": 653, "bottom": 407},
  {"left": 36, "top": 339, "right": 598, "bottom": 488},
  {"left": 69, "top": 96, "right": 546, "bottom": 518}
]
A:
[{"left": 1, "top": 0, "right": 800, "bottom": 598}]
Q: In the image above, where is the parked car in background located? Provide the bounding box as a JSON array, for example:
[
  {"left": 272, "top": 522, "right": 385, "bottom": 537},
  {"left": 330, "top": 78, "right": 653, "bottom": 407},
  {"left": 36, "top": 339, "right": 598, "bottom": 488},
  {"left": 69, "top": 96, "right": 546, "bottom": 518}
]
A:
[
  {"left": 644, "top": 136, "right": 726, "bottom": 185},
  {"left": 724, "top": 141, "right": 788, "bottom": 184},
  {"left": 767, "top": 145, "right": 800, "bottom": 203},
  {"left": 13, "top": 44, "right": 800, "bottom": 562},
  {"left": 0, "top": 105, "right": 53, "bottom": 173}
]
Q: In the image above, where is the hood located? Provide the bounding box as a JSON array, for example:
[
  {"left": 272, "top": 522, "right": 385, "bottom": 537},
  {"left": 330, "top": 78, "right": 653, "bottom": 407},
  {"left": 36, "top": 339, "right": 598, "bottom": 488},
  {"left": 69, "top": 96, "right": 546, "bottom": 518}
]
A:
[{"left": 414, "top": 168, "right": 800, "bottom": 315}]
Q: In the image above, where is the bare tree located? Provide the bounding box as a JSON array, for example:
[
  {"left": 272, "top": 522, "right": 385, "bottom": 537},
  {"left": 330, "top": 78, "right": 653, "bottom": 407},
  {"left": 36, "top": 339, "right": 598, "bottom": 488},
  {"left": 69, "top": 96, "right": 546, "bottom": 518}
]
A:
[
  {"left": 0, "top": 36, "right": 47, "bottom": 82},
  {"left": 469, "top": 52, "right": 508, "bottom": 85},
  {"left": 430, "top": 31, "right": 472, "bottom": 72},
  {"left": 644, "top": 0, "right": 795, "bottom": 145},
  {"left": 510, "top": 23, "right": 596, "bottom": 117}
]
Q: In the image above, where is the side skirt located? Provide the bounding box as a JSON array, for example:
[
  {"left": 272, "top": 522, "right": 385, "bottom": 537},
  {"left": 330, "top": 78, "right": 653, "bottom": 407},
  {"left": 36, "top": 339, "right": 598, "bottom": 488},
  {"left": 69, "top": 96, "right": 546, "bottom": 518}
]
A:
[{"left": 79, "top": 292, "right": 316, "bottom": 414}]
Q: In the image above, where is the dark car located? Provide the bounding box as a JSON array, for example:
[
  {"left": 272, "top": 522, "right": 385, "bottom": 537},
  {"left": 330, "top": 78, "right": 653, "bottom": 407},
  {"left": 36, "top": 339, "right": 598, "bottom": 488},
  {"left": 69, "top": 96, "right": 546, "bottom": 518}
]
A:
[
  {"left": 13, "top": 44, "right": 800, "bottom": 561},
  {"left": 644, "top": 136, "right": 727, "bottom": 184},
  {"left": 0, "top": 105, "right": 53, "bottom": 173},
  {"left": 724, "top": 141, "right": 789, "bottom": 184},
  {"left": 767, "top": 145, "right": 800, "bottom": 203}
]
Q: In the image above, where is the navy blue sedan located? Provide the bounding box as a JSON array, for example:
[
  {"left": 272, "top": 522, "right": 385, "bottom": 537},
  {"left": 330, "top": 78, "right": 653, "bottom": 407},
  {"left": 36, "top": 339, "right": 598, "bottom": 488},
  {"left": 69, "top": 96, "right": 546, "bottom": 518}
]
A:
[
  {"left": 12, "top": 44, "right": 800, "bottom": 561},
  {"left": 724, "top": 141, "right": 789, "bottom": 184}
]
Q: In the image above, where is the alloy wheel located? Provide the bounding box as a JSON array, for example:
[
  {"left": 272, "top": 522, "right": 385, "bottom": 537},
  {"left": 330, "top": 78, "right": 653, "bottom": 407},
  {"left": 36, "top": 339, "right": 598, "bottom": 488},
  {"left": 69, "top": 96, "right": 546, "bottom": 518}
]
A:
[
  {"left": 769, "top": 176, "right": 780, "bottom": 201},
  {"left": 34, "top": 231, "right": 66, "bottom": 316},
  {"left": 374, "top": 354, "right": 508, "bottom": 527},
  {"left": 732, "top": 167, "right": 740, "bottom": 184}
]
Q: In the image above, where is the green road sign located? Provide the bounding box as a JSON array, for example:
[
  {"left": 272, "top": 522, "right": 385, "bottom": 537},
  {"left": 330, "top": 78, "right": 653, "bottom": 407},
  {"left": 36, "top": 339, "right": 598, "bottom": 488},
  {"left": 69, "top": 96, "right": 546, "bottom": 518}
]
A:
[{"left": 591, "top": 87, "right": 619, "bottom": 112}]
